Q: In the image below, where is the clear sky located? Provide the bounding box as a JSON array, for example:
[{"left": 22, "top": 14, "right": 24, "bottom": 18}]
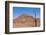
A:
[{"left": 13, "top": 7, "right": 40, "bottom": 18}]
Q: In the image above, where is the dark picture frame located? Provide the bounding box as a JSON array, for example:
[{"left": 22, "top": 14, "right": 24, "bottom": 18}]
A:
[{"left": 5, "top": 1, "right": 45, "bottom": 34}]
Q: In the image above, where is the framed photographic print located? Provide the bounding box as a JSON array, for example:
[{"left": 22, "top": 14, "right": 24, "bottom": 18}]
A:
[{"left": 5, "top": 1, "right": 45, "bottom": 34}]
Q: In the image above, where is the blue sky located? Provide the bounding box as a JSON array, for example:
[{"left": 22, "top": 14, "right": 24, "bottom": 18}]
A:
[{"left": 13, "top": 7, "right": 40, "bottom": 18}]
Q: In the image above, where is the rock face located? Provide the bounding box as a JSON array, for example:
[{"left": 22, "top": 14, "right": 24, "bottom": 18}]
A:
[{"left": 13, "top": 14, "right": 40, "bottom": 28}]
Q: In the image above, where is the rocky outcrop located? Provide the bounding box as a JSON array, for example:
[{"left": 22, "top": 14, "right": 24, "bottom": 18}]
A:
[{"left": 13, "top": 14, "right": 40, "bottom": 28}]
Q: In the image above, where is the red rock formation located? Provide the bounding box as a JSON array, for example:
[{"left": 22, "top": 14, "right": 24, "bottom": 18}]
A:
[{"left": 13, "top": 14, "right": 40, "bottom": 28}]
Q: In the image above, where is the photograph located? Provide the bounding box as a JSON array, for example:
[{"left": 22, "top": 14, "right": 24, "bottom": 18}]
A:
[
  {"left": 13, "top": 7, "right": 40, "bottom": 28},
  {"left": 5, "top": 1, "right": 45, "bottom": 34}
]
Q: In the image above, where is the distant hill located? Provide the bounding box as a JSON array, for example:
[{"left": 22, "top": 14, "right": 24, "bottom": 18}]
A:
[{"left": 13, "top": 14, "right": 40, "bottom": 28}]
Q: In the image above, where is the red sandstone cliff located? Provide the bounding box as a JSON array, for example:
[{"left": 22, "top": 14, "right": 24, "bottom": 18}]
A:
[{"left": 13, "top": 14, "right": 40, "bottom": 28}]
